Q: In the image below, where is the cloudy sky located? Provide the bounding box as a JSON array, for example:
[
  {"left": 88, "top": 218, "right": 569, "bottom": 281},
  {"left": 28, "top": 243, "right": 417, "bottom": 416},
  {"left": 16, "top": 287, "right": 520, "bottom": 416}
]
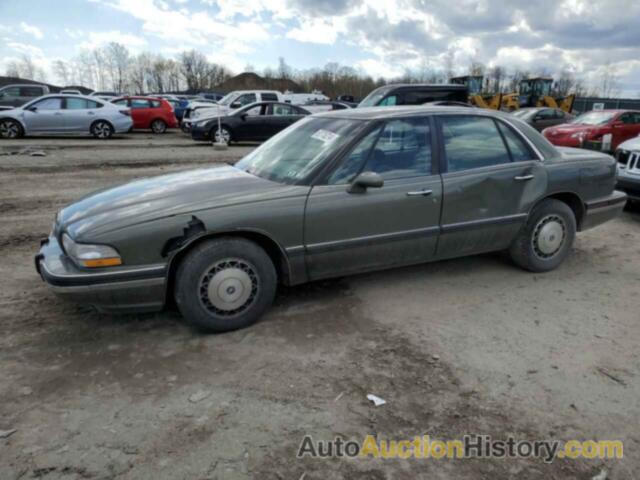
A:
[{"left": 1, "top": 0, "right": 639, "bottom": 95}]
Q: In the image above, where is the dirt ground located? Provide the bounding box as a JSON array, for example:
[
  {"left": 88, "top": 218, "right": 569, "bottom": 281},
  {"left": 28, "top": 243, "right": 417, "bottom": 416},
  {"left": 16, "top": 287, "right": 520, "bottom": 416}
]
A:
[{"left": 0, "top": 131, "right": 638, "bottom": 480}]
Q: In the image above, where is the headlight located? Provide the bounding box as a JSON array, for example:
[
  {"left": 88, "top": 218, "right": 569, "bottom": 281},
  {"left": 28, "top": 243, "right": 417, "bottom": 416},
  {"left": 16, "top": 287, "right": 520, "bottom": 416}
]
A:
[
  {"left": 570, "top": 132, "right": 583, "bottom": 139},
  {"left": 62, "top": 233, "right": 122, "bottom": 268}
]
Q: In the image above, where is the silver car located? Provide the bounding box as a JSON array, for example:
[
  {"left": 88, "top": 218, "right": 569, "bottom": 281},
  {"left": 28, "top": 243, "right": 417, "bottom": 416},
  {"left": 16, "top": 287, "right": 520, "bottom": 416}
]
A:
[{"left": 0, "top": 94, "right": 133, "bottom": 139}]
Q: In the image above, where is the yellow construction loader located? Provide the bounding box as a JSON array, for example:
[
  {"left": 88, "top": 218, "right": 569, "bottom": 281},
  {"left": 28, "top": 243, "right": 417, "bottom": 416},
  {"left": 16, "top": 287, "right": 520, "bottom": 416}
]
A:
[
  {"left": 501, "top": 77, "right": 575, "bottom": 113},
  {"left": 450, "top": 75, "right": 503, "bottom": 110}
]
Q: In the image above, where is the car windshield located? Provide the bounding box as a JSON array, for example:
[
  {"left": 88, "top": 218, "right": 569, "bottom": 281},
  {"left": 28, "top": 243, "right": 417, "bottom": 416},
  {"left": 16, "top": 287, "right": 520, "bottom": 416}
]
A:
[
  {"left": 358, "top": 87, "right": 392, "bottom": 107},
  {"left": 570, "top": 112, "right": 615, "bottom": 125},
  {"left": 217, "top": 93, "right": 239, "bottom": 106},
  {"left": 512, "top": 110, "right": 533, "bottom": 118},
  {"left": 235, "top": 117, "right": 364, "bottom": 184}
]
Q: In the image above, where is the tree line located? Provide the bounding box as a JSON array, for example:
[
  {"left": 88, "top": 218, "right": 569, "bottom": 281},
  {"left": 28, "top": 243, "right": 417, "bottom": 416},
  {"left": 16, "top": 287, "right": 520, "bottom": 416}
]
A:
[{"left": 5, "top": 42, "right": 621, "bottom": 98}]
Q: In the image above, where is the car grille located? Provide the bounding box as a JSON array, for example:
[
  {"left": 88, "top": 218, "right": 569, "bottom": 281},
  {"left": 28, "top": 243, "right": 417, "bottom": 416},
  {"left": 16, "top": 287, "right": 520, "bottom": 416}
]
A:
[
  {"left": 625, "top": 151, "right": 640, "bottom": 175},
  {"left": 616, "top": 149, "right": 630, "bottom": 165}
]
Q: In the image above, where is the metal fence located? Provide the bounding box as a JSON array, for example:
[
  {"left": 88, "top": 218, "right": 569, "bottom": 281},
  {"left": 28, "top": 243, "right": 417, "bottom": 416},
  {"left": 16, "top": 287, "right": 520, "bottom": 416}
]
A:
[{"left": 573, "top": 97, "right": 640, "bottom": 113}]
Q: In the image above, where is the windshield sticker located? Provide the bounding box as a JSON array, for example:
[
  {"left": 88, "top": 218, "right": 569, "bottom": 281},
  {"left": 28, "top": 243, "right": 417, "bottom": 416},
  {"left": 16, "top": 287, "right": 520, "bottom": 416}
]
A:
[{"left": 311, "top": 129, "right": 340, "bottom": 144}]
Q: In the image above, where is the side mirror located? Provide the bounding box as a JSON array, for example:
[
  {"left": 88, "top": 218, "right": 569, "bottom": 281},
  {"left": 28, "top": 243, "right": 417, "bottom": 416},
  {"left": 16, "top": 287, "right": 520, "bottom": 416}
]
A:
[
  {"left": 26, "top": 106, "right": 37, "bottom": 112},
  {"left": 240, "top": 113, "right": 248, "bottom": 121},
  {"left": 231, "top": 101, "right": 242, "bottom": 109},
  {"left": 611, "top": 120, "right": 624, "bottom": 127},
  {"left": 347, "top": 171, "right": 384, "bottom": 194}
]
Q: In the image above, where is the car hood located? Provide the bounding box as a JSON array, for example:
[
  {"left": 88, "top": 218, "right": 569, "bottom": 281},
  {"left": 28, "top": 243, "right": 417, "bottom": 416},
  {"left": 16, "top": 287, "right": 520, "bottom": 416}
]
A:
[
  {"left": 617, "top": 135, "right": 640, "bottom": 151},
  {"left": 545, "top": 123, "right": 597, "bottom": 135},
  {"left": 57, "top": 165, "right": 295, "bottom": 239}
]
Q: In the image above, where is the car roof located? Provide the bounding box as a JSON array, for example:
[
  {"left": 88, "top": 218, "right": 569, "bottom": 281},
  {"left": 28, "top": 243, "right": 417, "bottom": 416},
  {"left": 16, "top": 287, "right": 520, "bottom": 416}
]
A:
[
  {"left": 314, "top": 105, "right": 507, "bottom": 120},
  {"left": 580, "top": 109, "right": 639, "bottom": 114}
]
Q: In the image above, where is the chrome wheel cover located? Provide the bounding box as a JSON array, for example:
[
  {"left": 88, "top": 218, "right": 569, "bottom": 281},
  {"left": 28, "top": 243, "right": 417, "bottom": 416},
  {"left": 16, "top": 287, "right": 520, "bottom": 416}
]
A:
[
  {"left": 532, "top": 214, "right": 566, "bottom": 259},
  {"left": 151, "top": 120, "right": 165, "bottom": 133},
  {"left": 214, "top": 128, "right": 230, "bottom": 144},
  {"left": 0, "top": 120, "right": 19, "bottom": 138},
  {"left": 93, "top": 122, "right": 110, "bottom": 138},
  {"left": 199, "top": 258, "right": 259, "bottom": 316}
]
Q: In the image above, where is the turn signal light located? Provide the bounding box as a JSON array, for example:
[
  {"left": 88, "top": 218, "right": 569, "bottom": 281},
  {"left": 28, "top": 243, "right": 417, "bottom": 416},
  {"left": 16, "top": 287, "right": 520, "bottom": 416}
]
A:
[{"left": 81, "top": 258, "right": 123, "bottom": 268}]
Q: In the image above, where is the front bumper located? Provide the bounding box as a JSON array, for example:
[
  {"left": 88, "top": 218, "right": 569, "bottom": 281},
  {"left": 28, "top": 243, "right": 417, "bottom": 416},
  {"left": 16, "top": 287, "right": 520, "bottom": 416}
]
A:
[
  {"left": 190, "top": 123, "right": 210, "bottom": 141},
  {"left": 616, "top": 168, "right": 640, "bottom": 201},
  {"left": 581, "top": 190, "right": 628, "bottom": 230},
  {"left": 36, "top": 235, "right": 167, "bottom": 313}
]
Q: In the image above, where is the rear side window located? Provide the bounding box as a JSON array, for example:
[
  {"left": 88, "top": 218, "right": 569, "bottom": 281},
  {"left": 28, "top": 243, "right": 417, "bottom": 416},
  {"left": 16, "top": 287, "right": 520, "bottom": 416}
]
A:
[
  {"left": 496, "top": 121, "right": 535, "bottom": 162},
  {"left": 3, "top": 87, "right": 20, "bottom": 96},
  {"left": 20, "top": 87, "right": 43, "bottom": 97},
  {"left": 441, "top": 116, "right": 510, "bottom": 172},
  {"left": 363, "top": 118, "right": 432, "bottom": 180},
  {"left": 378, "top": 95, "right": 397, "bottom": 106},
  {"left": 271, "top": 104, "right": 295, "bottom": 116},
  {"left": 236, "top": 94, "right": 257, "bottom": 106},
  {"left": 262, "top": 93, "right": 278, "bottom": 101},
  {"left": 112, "top": 99, "right": 128, "bottom": 106},
  {"left": 150, "top": 100, "right": 161, "bottom": 108},
  {"left": 65, "top": 98, "right": 89, "bottom": 109}
]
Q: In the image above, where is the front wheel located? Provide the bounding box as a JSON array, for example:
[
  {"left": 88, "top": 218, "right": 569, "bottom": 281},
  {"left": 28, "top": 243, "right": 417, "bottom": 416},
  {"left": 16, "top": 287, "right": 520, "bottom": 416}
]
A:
[
  {"left": 0, "top": 119, "right": 23, "bottom": 139},
  {"left": 91, "top": 121, "right": 114, "bottom": 139},
  {"left": 175, "top": 238, "right": 277, "bottom": 332},
  {"left": 210, "top": 126, "right": 232, "bottom": 145},
  {"left": 151, "top": 119, "right": 167, "bottom": 134},
  {"left": 509, "top": 199, "right": 576, "bottom": 272}
]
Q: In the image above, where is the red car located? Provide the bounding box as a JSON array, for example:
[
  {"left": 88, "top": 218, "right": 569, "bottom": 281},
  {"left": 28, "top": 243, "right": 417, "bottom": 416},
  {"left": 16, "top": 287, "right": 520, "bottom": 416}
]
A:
[
  {"left": 542, "top": 109, "right": 640, "bottom": 152},
  {"left": 111, "top": 96, "right": 178, "bottom": 133}
]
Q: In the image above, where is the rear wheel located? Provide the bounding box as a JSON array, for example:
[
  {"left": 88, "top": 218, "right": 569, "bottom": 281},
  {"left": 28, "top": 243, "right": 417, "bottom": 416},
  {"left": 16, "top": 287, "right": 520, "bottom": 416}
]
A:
[
  {"left": 175, "top": 238, "right": 277, "bottom": 332},
  {"left": 91, "top": 121, "right": 113, "bottom": 139},
  {"left": 509, "top": 199, "right": 576, "bottom": 272},
  {"left": 151, "top": 119, "right": 167, "bottom": 134},
  {"left": 0, "top": 119, "right": 23, "bottom": 139},
  {"left": 210, "top": 126, "right": 232, "bottom": 145}
]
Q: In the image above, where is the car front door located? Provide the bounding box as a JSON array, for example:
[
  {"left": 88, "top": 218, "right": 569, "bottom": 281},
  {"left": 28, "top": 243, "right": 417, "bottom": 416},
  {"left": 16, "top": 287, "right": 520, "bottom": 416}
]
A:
[
  {"left": 130, "top": 98, "right": 151, "bottom": 128},
  {"left": 611, "top": 112, "right": 640, "bottom": 150},
  {"left": 303, "top": 117, "right": 443, "bottom": 280},
  {"left": 23, "top": 97, "right": 65, "bottom": 133},
  {"left": 233, "top": 104, "right": 266, "bottom": 141},
  {"left": 435, "top": 114, "right": 548, "bottom": 259}
]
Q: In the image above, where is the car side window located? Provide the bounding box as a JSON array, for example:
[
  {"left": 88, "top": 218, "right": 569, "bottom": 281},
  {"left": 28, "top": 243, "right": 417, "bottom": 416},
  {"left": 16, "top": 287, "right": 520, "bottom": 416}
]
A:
[
  {"left": 150, "top": 100, "right": 161, "bottom": 108},
  {"left": 553, "top": 109, "right": 564, "bottom": 119},
  {"left": 496, "top": 121, "right": 535, "bottom": 162},
  {"left": 441, "top": 116, "right": 510, "bottom": 172},
  {"left": 131, "top": 99, "right": 150, "bottom": 109},
  {"left": 32, "top": 97, "right": 63, "bottom": 110},
  {"left": 87, "top": 100, "right": 102, "bottom": 109},
  {"left": 112, "top": 99, "right": 128, "bottom": 106},
  {"left": 271, "top": 104, "right": 294, "bottom": 116},
  {"left": 262, "top": 93, "right": 278, "bottom": 101},
  {"left": 327, "top": 127, "right": 382, "bottom": 185},
  {"left": 245, "top": 105, "right": 263, "bottom": 116},
  {"left": 237, "top": 94, "right": 257, "bottom": 106},
  {"left": 378, "top": 95, "right": 397, "bottom": 106},
  {"left": 65, "top": 98, "right": 89, "bottom": 110},
  {"left": 363, "top": 118, "right": 432, "bottom": 180},
  {"left": 20, "top": 87, "right": 43, "bottom": 97},
  {"left": 537, "top": 109, "right": 554, "bottom": 119},
  {"left": 3, "top": 87, "right": 20, "bottom": 97}
]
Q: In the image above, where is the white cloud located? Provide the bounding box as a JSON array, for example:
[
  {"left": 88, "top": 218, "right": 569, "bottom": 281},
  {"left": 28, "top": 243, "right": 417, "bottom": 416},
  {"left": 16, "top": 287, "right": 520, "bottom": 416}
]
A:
[
  {"left": 286, "top": 18, "right": 343, "bottom": 44},
  {"left": 78, "top": 30, "right": 148, "bottom": 51},
  {"left": 20, "top": 22, "right": 43, "bottom": 40}
]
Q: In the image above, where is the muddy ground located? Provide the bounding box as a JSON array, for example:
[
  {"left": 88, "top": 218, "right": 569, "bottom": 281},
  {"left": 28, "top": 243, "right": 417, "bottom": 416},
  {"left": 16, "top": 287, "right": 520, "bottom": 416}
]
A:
[{"left": 0, "top": 132, "right": 638, "bottom": 479}]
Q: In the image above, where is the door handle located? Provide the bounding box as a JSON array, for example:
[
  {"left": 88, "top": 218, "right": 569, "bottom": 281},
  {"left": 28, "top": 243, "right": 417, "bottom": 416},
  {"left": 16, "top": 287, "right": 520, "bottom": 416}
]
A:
[
  {"left": 87, "top": 111, "right": 95, "bottom": 115},
  {"left": 514, "top": 174, "right": 534, "bottom": 181},
  {"left": 406, "top": 189, "right": 433, "bottom": 197}
]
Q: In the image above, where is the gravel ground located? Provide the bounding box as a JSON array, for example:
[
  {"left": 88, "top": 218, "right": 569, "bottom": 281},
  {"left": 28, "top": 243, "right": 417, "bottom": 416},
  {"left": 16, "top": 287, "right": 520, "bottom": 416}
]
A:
[{"left": 0, "top": 132, "right": 639, "bottom": 479}]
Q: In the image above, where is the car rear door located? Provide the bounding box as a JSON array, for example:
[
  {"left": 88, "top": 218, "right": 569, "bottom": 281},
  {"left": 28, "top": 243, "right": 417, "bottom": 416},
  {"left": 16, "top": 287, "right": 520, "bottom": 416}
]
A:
[
  {"left": 435, "top": 114, "right": 547, "bottom": 259},
  {"left": 62, "top": 97, "right": 100, "bottom": 132},
  {"left": 265, "top": 104, "right": 302, "bottom": 138},
  {"left": 20, "top": 86, "right": 45, "bottom": 106},
  {"left": 23, "top": 97, "right": 65, "bottom": 132},
  {"left": 303, "top": 117, "right": 443, "bottom": 280}
]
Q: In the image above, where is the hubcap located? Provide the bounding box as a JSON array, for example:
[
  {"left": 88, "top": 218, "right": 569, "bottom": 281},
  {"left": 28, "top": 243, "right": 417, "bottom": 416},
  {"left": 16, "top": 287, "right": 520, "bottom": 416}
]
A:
[
  {"left": 199, "top": 259, "right": 258, "bottom": 316},
  {"left": 94, "top": 123, "right": 109, "bottom": 138},
  {"left": 0, "top": 121, "right": 19, "bottom": 138},
  {"left": 152, "top": 121, "right": 165, "bottom": 133},
  {"left": 532, "top": 214, "right": 566, "bottom": 259},
  {"left": 214, "top": 128, "right": 230, "bottom": 144}
]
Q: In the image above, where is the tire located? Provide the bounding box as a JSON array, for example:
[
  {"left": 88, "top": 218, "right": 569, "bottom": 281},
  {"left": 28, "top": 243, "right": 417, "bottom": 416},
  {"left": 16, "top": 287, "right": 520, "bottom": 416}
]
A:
[
  {"left": 0, "top": 119, "right": 23, "bottom": 139},
  {"left": 91, "top": 121, "right": 114, "bottom": 139},
  {"left": 151, "top": 119, "right": 167, "bottom": 134},
  {"left": 175, "top": 238, "right": 277, "bottom": 332},
  {"left": 509, "top": 199, "right": 576, "bottom": 272},
  {"left": 210, "top": 126, "right": 232, "bottom": 145}
]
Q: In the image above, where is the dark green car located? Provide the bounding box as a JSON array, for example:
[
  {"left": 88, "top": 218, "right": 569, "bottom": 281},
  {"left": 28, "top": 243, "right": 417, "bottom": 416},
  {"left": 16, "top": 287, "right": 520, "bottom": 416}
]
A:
[{"left": 36, "top": 106, "right": 627, "bottom": 332}]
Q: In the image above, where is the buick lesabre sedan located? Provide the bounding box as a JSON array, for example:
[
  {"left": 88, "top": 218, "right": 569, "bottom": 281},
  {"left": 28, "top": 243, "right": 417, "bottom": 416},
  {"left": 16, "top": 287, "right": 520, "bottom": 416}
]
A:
[{"left": 36, "top": 107, "right": 626, "bottom": 332}]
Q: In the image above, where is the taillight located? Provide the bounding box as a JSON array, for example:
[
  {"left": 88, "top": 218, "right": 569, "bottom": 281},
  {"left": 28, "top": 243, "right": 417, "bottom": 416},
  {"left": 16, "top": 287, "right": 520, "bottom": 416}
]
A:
[{"left": 119, "top": 109, "right": 131, "bottom": 116}]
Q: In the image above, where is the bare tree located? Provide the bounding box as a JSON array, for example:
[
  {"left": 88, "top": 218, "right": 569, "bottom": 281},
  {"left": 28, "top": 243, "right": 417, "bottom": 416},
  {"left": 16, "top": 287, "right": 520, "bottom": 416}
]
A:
[
  {"left": 105, "top": 43, "right": 131, "bottom": 92},
  {"left": 179, "top": 49, "right": 210, "bottom": 91},
  {"left": 488, "top": 65, "right": 505, "bottom": 93},
  {"left": 277, "top": 57, "right": 291, "bottom": 80},
  {"left": 4, "top": 55, "right": 46, "bottom": 82},
  {"left": 53, "top": 60, "right": 71, "bottom": 85},
  {"left": 599, "top": 62, "right": 620, "bottom": 98}
]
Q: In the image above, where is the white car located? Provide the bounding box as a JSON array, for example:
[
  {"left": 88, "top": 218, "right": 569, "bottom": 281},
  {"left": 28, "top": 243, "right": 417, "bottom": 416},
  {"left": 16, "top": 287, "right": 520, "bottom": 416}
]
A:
[
  {"left": 0, "top": 94, "right": 133, "bottom": 139},
  {"left": 60, "top": 89, "right": 82, "bottom": 95},
  {"left": 615, "top": 135, "right": 640, "bottom": 202}
]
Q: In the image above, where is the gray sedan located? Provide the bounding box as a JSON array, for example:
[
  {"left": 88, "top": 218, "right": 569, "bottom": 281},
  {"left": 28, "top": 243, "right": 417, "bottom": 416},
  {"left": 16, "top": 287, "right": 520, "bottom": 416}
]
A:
[
  {"left": 0, "top": 94, "right": 133, "bottom": 139},
  {"left": 36, "top": 107, "right": 626, "bottom": 332}
]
